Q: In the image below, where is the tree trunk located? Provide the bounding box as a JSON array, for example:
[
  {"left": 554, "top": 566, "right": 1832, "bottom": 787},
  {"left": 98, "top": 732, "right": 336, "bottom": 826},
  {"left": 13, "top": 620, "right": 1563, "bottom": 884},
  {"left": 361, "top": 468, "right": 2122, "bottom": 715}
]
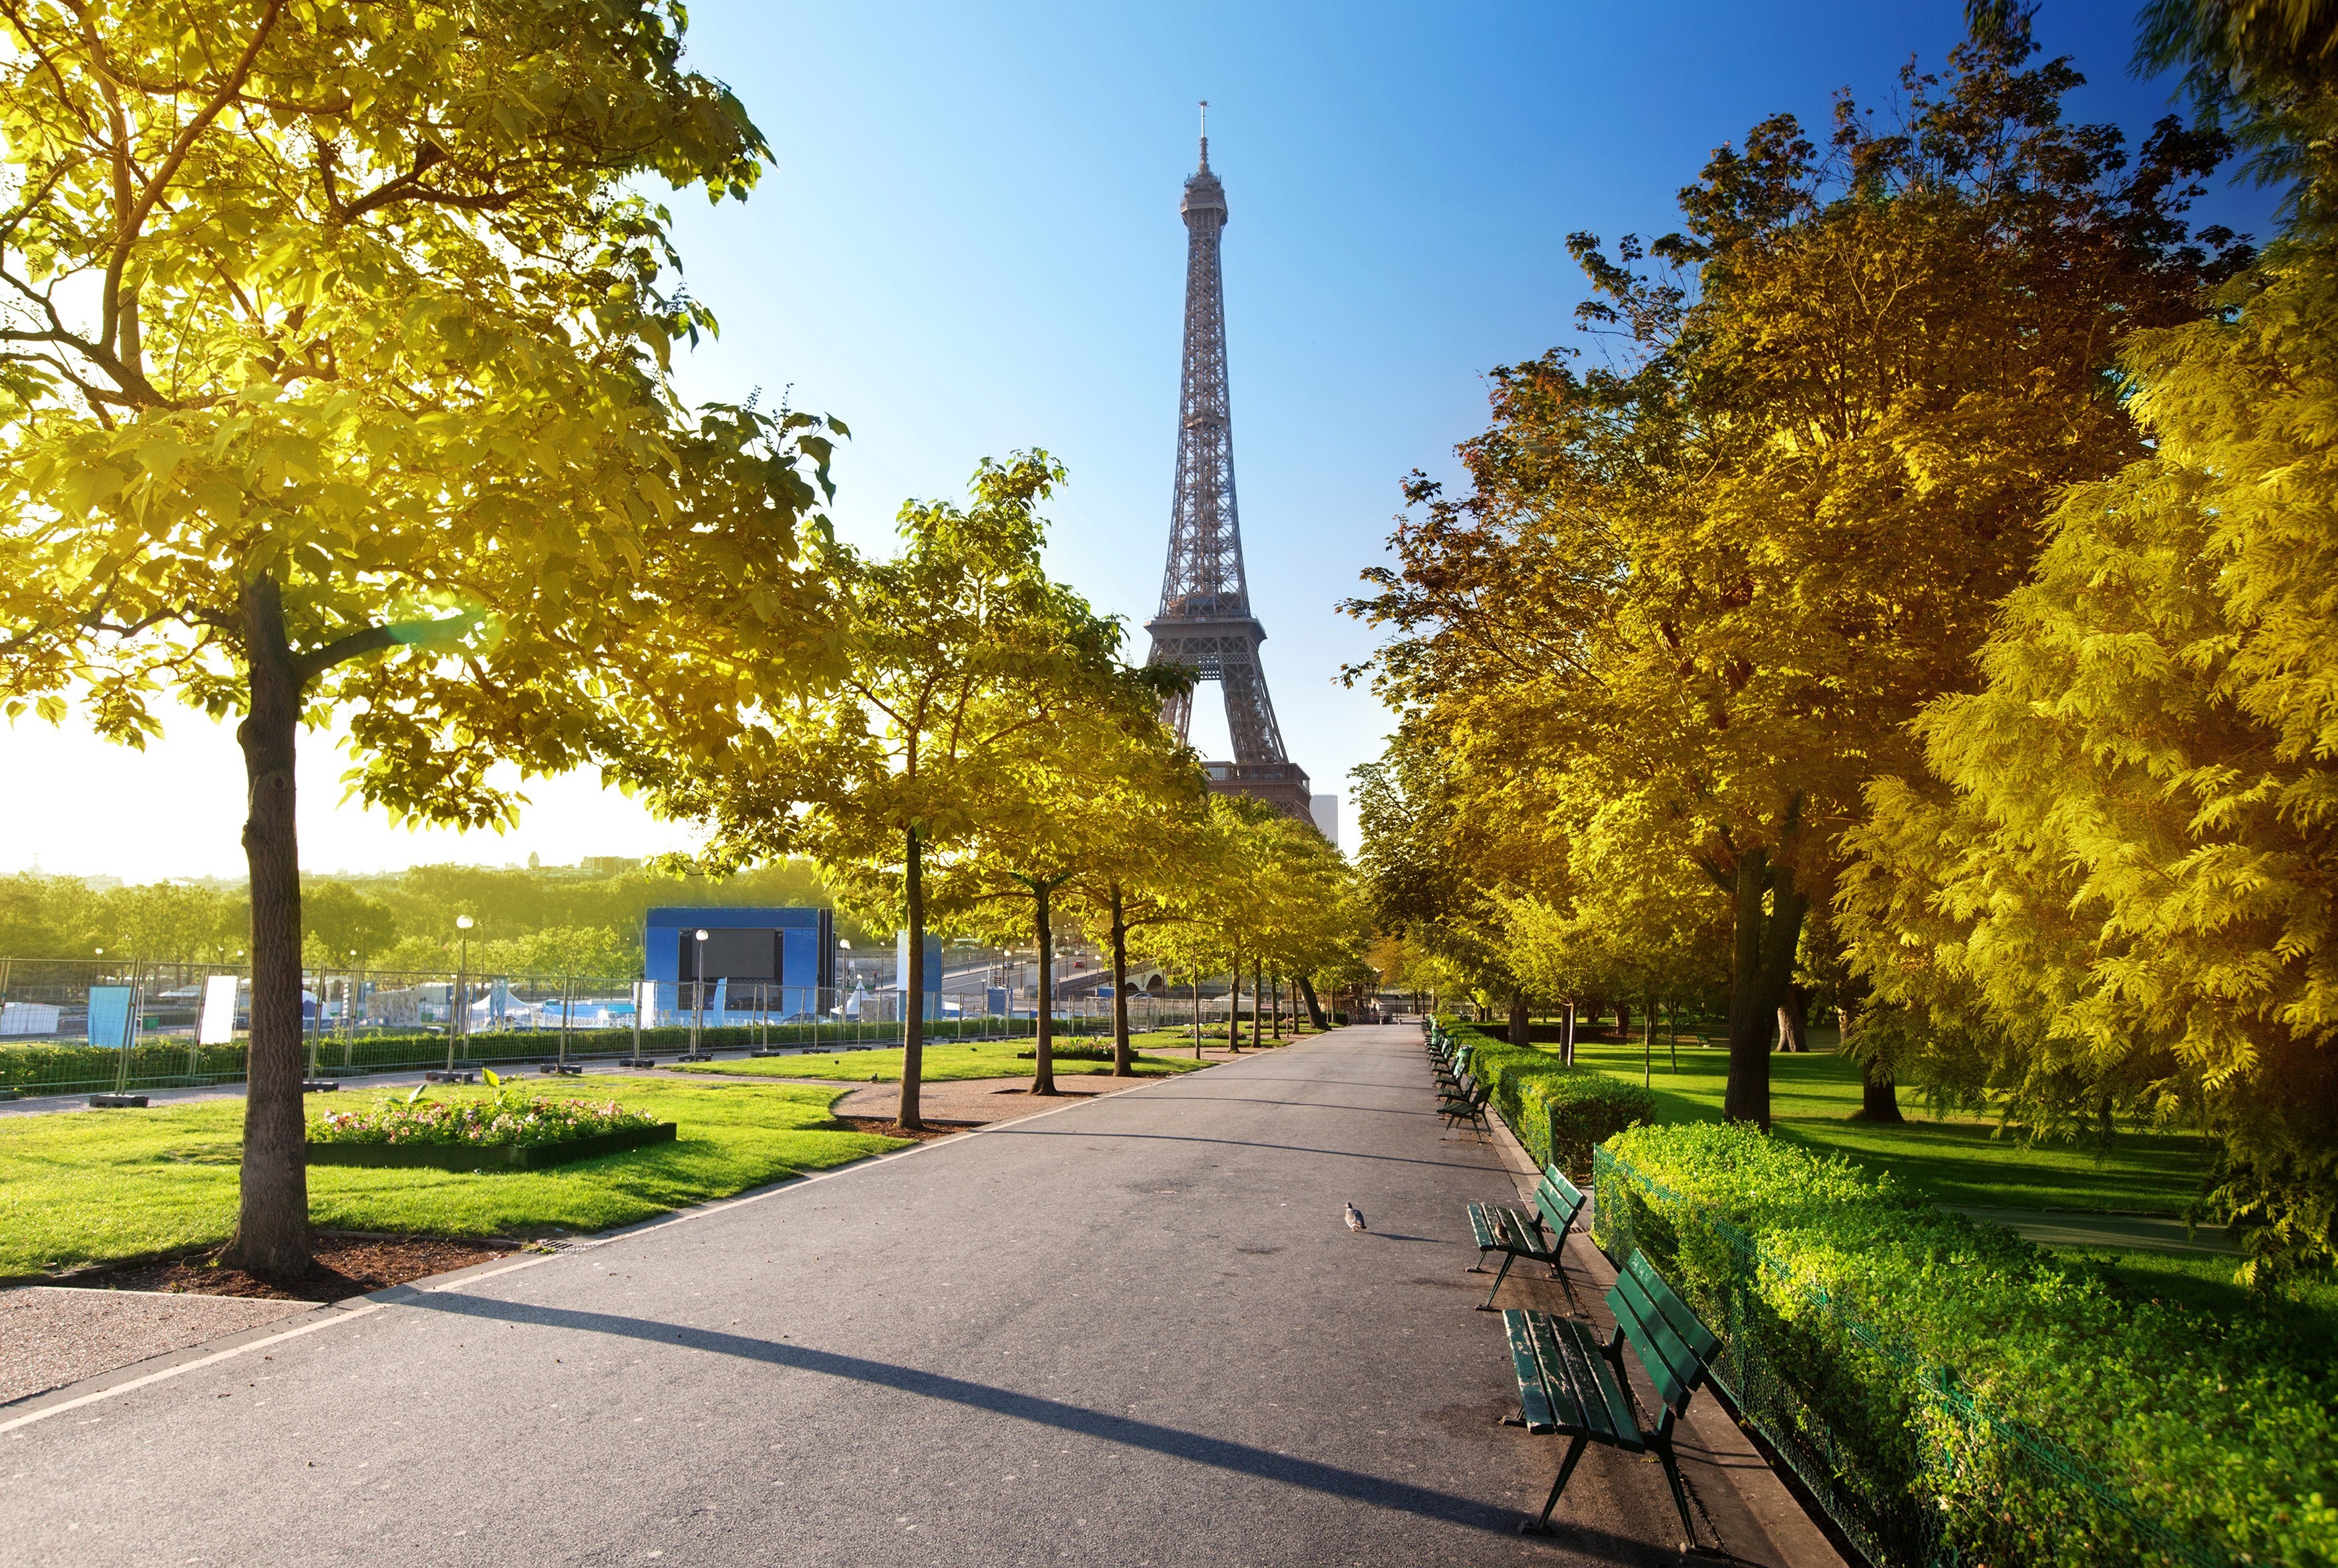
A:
[
  {"left": 1252, "top": 956, "right": 1264, "bottom": 1048},
  {"left": 1031, "top": 883, "right": 1057, "bottom": 1095},
  {"left": 1562, "top": 1002, "right": 1575, "bottom": 1066},
  {"left": 1642, "top": 1001, "right": 1653, "bottom": 1089},
  {"left": 896, "top": 825, "right": 926, "bottom": 1130},
  {"left": 1854, "top": 1058, "right": 1905, "bottom": 1123},
  {"left": 1613, "top": 1001, "right": 1629, "bottom": 1038},
  {"left": 1776, "top": 983, "right": 1810, "bottom": 1053},
  {"left": 220, "top": 573, "right": 311, "bottom": 1281},
  {"left": 1192, "top": 978, "right": 1202, "bottom": 1058},
  {"left": 1110, "top": 882, "right": 1133, "bottom": 1076},
  {"left": 1297, "top": 974, "right": 1329, "bottom": 1030},
  {"left": 1226, "top": 952, "right": 1241, "bottom": 1050},
  {"left": 1507, "top": 993, "right": 1530, "bottom": 1047},
  {"left": 1723, "top": 845, "right": 1810, "bottom": 1130}
]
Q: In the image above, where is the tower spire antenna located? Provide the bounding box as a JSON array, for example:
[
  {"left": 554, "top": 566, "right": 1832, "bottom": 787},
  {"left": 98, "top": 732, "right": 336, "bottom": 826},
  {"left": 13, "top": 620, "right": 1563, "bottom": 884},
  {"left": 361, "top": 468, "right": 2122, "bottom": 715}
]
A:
[{"left": 1198, "top": 100, "right": 1208, "bottom": 169}]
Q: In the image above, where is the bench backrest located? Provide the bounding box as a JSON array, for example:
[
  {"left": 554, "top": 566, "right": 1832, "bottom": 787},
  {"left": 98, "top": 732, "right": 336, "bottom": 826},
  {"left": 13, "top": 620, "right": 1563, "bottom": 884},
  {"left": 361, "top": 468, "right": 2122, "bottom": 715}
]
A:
[
  {"left": 1606, "top": 1252, "right": 1719, "bottom": 1417},
  {"left": 1532, "top": 1165, "right": 1586, "bottom": 1233}
]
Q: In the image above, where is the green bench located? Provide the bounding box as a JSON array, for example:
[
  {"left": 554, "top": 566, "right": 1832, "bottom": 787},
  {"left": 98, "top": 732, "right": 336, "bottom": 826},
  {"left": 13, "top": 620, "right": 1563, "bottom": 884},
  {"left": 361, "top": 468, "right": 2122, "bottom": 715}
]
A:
[
  {"left": 1466, "top": 1163, "right": 1586, "bottom": 1310},
  {"left": 1500, "top": 1250, "right": 1721, "bottom": 1546},
  {"left": 1439, "top": 1073, "right": 1491, "bottom": 1131},
  {"left": 1432, "top": 1040, "right": 1469, "bottom": 1091}
]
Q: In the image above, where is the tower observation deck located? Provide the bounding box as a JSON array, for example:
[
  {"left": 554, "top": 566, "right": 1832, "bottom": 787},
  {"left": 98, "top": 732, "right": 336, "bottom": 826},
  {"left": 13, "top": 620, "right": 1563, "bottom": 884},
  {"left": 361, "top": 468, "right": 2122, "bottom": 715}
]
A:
[{"left": 1144, "top": 107, "right": 1313, "bottom": 822}]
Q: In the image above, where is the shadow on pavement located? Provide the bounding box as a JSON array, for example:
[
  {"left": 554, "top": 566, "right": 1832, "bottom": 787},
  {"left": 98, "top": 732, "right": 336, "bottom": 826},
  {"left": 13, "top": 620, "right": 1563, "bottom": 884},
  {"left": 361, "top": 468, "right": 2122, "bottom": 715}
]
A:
[
  {"left": 986, "top": 1127, "right": 1505, "bottom": 1172},
  {"left": 396, "top": 1289, "right": 1641, "bottom": 1559}
]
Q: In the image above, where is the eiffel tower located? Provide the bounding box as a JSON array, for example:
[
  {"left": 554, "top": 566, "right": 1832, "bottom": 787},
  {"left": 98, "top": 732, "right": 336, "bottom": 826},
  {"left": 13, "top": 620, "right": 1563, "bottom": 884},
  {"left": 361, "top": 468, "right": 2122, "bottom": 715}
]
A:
[{"left": 1146, "top": 106, "right": 1313, "bottom": 822}]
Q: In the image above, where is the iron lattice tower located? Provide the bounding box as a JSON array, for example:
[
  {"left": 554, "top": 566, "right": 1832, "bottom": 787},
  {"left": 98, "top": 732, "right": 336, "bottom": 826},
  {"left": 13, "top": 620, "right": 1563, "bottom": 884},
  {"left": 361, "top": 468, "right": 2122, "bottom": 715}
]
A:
[{"left": 1145, "top": 108, "right": 1312, "bottom": 819}]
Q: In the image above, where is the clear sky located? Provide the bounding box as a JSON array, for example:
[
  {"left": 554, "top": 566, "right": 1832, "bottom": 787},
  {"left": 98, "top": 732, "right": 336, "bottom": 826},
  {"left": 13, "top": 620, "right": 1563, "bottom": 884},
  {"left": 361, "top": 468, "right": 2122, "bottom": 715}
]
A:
[{"left": 1, "top": 0, "right": 2275, "bottom": 881}]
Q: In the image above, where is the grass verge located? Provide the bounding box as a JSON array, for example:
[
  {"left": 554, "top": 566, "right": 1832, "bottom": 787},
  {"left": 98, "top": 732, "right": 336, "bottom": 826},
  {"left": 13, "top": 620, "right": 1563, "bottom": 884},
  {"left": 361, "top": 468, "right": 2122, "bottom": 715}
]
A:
[
  {"left": 1558, "top": 1033, "right": 2212, "bottom": 1213},
  {"left": 0, "top": 1079, "right": 905, "bottom": 1279},
  {"left": 663, "top": 1038, "right": 1206, "bottom": 1083}
]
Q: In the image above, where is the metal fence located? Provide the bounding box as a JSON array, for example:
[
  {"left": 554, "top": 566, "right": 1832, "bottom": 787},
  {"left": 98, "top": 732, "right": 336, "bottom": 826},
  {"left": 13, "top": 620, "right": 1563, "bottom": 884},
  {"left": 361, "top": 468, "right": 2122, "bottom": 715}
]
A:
[
  {"left": 1590, "top": 1144, "right": 2229, "bottom": 1568},
  {"left": 0, "top": 955, "right": 1315, "bottom": 1099}
]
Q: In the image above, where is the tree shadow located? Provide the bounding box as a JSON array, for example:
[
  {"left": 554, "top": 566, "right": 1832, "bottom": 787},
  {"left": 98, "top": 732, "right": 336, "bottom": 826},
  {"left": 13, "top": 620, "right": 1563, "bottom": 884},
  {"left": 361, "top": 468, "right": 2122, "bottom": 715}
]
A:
[{"left": 391, "top": 1289, "right": 1647, "bottom": 1558}]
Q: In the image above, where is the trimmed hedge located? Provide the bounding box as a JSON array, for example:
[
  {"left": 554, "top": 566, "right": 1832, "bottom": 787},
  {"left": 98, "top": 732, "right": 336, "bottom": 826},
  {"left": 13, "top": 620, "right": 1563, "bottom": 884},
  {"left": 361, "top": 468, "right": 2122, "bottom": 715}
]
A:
[
  {"left": 1444, "top": 1020, "right": 1655, "bottom": 1175},
  {"left": 1597, "top": 1121, "right": 2338, "bottom": 1568},
  {"left": 0, "top": 1015, "right": 1074, "bottom": 1097}
]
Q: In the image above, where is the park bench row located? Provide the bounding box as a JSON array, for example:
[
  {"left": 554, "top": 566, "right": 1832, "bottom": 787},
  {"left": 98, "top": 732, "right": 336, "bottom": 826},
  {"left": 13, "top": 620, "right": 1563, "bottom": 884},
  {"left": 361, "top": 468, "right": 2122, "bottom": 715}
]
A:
[
  {"left": 1425, "top": 1021, "right": 1491, "bottom": 1131},
  {"left": 1420, "top": 1018, "right": 1719, "bottom": 1547}
]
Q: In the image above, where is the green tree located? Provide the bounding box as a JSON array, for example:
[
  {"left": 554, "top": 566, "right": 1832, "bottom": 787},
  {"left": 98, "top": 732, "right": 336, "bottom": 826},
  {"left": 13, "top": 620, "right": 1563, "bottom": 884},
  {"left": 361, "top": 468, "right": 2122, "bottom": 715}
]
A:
[
  {"left": 0, "top": 1, "right": 840, "bottom": 1278},
  {"left": 653, "top": 455, "right": 1144, "bottom": 1129},
  {"left": 953, "top": 713, "right": 1202, "bottom": 1090},
  {"left": 301, "top": 881, "right": 397, "bottom": 965}
]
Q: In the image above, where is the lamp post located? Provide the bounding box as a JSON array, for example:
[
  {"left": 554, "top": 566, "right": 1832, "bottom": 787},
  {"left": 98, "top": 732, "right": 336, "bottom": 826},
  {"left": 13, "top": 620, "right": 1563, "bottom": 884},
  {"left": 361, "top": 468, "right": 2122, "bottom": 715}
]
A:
[
  {"left": 448, "top": 916, "right": 473, "bottom": 1073},
  {"left": 677, "top": 928, "right": 712, "bottom": 1062}
]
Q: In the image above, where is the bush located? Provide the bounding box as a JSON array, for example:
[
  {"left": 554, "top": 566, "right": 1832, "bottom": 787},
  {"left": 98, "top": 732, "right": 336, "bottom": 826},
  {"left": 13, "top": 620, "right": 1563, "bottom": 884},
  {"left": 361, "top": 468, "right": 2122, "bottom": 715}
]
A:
[
  {"left": 311, "top": 1086, "right": 659, "bottom": 1147},
  {"left": 1445, "top": 1020, "right": 1655, "bottom": 1175},
  {"left": 1597, "top": 1121, "right": 2338, "bottom": 1568},
  {"left": 0, "top": 1014, "right": 1049, "bottom": 1097}
]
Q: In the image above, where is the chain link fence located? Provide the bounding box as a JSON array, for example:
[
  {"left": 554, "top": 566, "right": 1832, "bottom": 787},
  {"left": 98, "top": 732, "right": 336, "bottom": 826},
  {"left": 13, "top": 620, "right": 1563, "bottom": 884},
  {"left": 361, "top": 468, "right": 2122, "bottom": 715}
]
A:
[{"left": 0, "top": 955, "right": 1317, "bottom": 1099}]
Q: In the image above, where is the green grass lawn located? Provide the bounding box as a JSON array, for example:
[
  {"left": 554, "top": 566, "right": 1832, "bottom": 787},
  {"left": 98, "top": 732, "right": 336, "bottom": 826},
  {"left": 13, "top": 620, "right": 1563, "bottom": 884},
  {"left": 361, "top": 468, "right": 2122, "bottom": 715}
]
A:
[
  {"left": 665, "top": 1037, "right": 1207, "bottom": 1083},
  {"left": 0, "top": 1079, "right": 905, "bottom": 1279},
  {"left": 1563, "top": 1034, "right": 2213, "bottom": 1213},
  {"left": 1551, "top": 1033, "right": 2338, "bottom": 1330}
]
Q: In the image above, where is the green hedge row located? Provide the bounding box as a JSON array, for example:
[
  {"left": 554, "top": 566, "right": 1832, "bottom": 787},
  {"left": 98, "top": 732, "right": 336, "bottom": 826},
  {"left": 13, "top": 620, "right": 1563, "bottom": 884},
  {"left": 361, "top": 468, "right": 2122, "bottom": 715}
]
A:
[
  {"left": 0, "top": 1015, "right": 1077, "bottom": 1097},
  {"left": 1596, "top": 1121, "right": 2337, "bottom": 1568},
  {"left": 1444, "top": 1020, "right": 1656, "bottom": 1175}
]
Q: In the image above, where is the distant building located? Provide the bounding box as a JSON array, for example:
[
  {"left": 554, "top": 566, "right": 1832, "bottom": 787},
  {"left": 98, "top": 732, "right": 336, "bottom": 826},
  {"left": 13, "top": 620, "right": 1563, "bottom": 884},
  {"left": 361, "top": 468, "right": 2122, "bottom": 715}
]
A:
[
  {"left": 580, "top": 856, "right": 636, "bottom": 875},
  {"left": 643, "top": 907, "right": 834, "bottom": 1016},
  {"left": 1310, "top": 793, "right": 1339, "bottom": 849}
]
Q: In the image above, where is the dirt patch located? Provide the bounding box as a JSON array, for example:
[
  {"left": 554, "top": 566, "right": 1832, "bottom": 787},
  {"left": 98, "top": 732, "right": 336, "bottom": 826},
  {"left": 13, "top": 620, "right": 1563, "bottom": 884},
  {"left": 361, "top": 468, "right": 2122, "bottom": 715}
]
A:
[
  {"left": 61, "top": 1234, "right": 511, "bottom": 1303},
  {"left": 831, "top": 1115, "right": 979, "bottom": 1142},
  {"left": 987, "top": 1086, "right": 1107, "bottom": 1097}
]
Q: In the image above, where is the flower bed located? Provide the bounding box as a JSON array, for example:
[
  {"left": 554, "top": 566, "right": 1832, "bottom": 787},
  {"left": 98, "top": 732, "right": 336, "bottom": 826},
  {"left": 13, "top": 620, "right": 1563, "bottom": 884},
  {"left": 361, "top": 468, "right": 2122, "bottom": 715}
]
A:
[{"left": 311, "top": 1092, "right": 659, "bottom": 1148}]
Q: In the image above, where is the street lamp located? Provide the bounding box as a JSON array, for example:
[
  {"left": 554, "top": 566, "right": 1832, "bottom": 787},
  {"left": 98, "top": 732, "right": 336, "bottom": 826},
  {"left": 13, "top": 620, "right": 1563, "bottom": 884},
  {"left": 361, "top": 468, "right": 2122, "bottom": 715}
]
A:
[{"left": 448, "top": 916, "right": 474, "bottom": 1072}]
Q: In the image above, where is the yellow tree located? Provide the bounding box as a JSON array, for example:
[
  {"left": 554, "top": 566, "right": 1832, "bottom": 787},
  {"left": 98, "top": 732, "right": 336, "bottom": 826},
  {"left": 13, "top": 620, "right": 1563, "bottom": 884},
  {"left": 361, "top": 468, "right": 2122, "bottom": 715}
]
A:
[
  {"left": 0, "top": 1, "right": 837, "bottom": 1277},
  {"left": 1350, "top": 31, "right": 2244, "bottom": 1126},
  {"left": 1844, "top": 184, "right": 2338, "bottom": 1282}
]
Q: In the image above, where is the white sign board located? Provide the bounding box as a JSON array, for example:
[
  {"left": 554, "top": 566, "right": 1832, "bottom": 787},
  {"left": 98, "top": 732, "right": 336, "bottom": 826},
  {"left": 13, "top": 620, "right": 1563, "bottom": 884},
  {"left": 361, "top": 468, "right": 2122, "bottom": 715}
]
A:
[{"left": 197, "top": 974, "right": 240, "bottom": 1045}]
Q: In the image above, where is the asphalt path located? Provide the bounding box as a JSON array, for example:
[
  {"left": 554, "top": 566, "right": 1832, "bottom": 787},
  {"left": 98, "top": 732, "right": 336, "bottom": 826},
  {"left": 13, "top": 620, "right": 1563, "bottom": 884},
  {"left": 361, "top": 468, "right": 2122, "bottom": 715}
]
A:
[{"left": 3, "top": 1025, "right": 1698, "bottom": 1567}]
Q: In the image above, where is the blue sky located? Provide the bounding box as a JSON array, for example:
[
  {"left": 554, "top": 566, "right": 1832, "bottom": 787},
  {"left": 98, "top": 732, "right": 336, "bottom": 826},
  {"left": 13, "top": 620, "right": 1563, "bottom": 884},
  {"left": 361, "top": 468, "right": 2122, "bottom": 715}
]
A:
[{"left": 2, "top": 1, "right": 2276, "bottom": 879}]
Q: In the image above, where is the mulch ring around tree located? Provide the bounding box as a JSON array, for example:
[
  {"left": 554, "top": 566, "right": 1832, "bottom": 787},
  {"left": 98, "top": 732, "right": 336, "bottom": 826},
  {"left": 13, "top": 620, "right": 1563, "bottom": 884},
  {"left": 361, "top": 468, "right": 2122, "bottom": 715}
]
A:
[
  {"left": 54, "top": 1233, "right": 515, "bottom": 1303},
  {"left": 830, "top": 1115, "right": 983, "bottom": 1142}
]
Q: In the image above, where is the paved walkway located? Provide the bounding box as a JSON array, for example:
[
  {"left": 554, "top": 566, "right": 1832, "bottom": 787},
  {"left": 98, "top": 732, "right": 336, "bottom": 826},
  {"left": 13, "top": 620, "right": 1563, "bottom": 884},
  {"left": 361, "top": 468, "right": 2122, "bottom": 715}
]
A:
[{"left": 1, "top": 1025, "right": 1817, "bottom": 1567}]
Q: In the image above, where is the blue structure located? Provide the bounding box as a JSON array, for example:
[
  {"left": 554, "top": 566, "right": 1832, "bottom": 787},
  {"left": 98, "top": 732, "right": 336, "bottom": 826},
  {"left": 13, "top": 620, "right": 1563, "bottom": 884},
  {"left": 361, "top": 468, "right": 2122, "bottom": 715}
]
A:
[{"left": 643, "top": 907, "right": 835, "bottom": 1022}]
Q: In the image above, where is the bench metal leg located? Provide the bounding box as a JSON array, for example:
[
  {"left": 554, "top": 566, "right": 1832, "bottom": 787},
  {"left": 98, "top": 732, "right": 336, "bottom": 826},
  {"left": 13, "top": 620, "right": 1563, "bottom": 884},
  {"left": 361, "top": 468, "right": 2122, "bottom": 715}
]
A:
[
  {"left": 1519, "top": 1433, "right": 1589, "bottom": 1535},
  {"left": 1654, "top": 1437, "right": 1697, "bottom": 1549},
  {"left": 1478, "top": 1250, "right": 1517, "bottom": 1311}
]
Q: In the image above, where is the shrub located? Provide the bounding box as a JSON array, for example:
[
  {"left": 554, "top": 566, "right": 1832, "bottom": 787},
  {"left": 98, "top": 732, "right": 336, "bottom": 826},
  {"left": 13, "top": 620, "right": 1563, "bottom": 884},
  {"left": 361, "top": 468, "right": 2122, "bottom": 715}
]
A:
[
  {"left": 311, "top": 1086, "right": 660, "bottom": 1148},
  {"left": 1446, "top": 1020, "right": 1655, "bottom": 1175},
  {"left": 1597, "top": 1121, "right": 2338, "bottom": 1568}
]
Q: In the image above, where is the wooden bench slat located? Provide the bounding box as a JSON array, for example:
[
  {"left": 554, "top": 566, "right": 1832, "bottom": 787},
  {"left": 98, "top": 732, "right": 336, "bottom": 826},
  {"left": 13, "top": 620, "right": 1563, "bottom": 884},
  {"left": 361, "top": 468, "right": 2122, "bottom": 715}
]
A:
[
  {"left": 1523, "top": 1311, "right": 1645, "bottom": 1454},
  {"left": 1502, "top": 1310, "right": 1558, "bottom": 1433},
  {"left": 1610, "top": 1270, "right": 1703, "bottom": 1412},
  {"left": 1625, "top": 1251, "right": 1723, "bottom": 1364}
]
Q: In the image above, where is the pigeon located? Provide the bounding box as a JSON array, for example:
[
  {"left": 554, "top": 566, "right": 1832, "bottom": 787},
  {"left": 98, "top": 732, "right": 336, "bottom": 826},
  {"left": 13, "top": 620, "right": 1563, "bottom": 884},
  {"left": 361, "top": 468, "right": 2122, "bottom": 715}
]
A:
[{"left": 1344, "top": 1203, "right": 1368, "bottom": 1233}]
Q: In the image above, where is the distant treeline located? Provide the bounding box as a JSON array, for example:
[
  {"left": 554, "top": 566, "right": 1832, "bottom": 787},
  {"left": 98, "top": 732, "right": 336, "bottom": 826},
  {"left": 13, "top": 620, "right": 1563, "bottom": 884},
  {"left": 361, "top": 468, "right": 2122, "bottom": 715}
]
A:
[{"left": 0, "top": 859, "right": 868, "bottom": 974}]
